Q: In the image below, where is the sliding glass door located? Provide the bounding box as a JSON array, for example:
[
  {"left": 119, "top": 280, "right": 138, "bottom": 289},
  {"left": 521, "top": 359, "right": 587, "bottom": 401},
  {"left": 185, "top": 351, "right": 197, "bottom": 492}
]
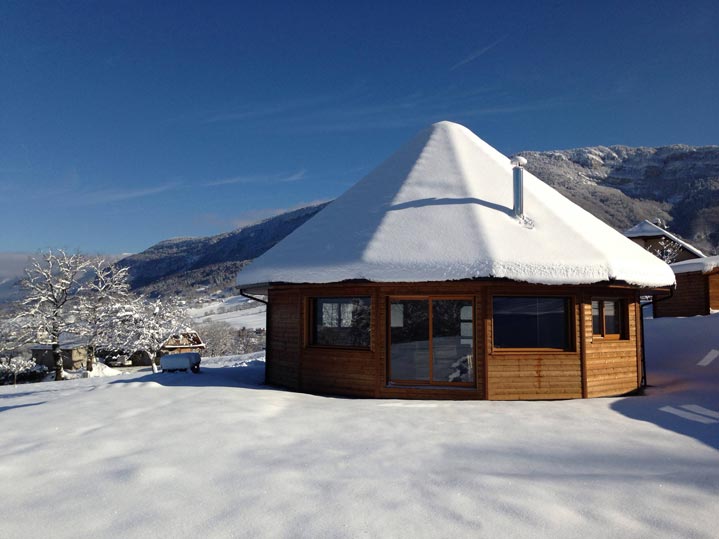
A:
[{"left": 389, "top": 298, "right": 474, "bottom": 385}]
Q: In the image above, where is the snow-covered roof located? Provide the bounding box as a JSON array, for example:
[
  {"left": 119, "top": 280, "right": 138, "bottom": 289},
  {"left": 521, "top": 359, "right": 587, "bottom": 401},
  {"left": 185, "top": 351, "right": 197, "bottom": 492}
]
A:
[
  {"left": 161, "top": 331, "right": 206, "bottom": 350},
  {"left": 237, "top": 121, "right": 675, "bottom": 289},
  {"left": 670, "top": 255, "right": 719, "bottom": 275},
  {"left": 624, "top": 220, "right": 706, "bottom": 258}
]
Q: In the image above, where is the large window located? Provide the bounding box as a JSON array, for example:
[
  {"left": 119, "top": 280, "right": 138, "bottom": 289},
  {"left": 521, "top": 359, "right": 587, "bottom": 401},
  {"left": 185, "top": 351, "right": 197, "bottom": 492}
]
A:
[
  {"left": 311, "top": 297, "right": 371, "bottom": 348},
  {"left": 493, "top": 296, "right": 571, "bottom": 350},
  {"left": 592, "top": 299, "right": 625, "bottom": 339},
  {"left": 389, "top": 298, "right": 474, "bottom": 385}
]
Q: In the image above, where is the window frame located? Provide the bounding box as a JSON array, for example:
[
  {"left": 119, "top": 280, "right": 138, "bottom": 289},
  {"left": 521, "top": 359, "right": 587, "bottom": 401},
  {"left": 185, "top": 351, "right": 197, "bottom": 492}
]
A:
[
  {"left": 591, "top": 298, "right": 627, "bottom": 340},
  {"left": 490, "top": 294, "right": 575, "bottom": 353},
  {"left": 308, "top": 296, "right": 372, "bottom": 350},
  {"left": 387, "top": 295, "right": 476, "bottom": 388}
]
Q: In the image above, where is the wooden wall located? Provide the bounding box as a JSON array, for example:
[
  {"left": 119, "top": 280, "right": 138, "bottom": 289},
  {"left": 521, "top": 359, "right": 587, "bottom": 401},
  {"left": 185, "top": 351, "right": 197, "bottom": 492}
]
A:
[
  {"left": 582, "top": 293, "right": 642, "bottom": 398},
  {"left": 266, "top": 289, "right": 302, "bottom": 389},
  {"left": 709, "top": 273, "right": 719, "bottom": 311},
  {"left": 653, "top": 272, "right": 708, "bottom": 318},
  {"left": 266, "top": 281, "right": 644, "bottom": 400}
]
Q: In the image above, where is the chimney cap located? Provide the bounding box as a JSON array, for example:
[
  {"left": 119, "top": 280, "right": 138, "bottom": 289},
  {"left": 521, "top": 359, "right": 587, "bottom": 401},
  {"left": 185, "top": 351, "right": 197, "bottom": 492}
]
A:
[{"left": 511, "top": 155, "right": 527, "bottom": 167}]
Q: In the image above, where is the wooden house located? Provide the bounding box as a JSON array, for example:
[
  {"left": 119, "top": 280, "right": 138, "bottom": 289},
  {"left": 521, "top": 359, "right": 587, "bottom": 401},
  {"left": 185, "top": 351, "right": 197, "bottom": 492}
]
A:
[
  {"left": 237, "top": 122, "right": 675, "bottom": 400},
  {"left": 654, "top": 256, "right": 719, "bottom": 318},
  {"left": 624, "top": 220, "right": 705, "bottom": 262}
]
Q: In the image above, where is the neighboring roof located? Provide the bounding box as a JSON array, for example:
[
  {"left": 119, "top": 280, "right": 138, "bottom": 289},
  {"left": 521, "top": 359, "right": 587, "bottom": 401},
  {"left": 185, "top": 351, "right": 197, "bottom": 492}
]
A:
[
  {"left": 161, "top": 331, "right": 206, "bottom": 350},
  {"left": 237, "top": 121, "right": 676, "bottom": 289},
  {"left": 624, "top": 220, "right": 706, "bottom": 259},
  {"left": 670, "top": 255, "right": 719, "bottom": 275}
]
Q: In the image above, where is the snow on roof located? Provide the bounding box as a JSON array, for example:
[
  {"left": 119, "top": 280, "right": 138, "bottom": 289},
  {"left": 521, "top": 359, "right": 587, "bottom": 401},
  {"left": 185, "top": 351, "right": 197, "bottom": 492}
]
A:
[
  {"left": 624, "top": 220, "right": 706, "bottom": 258},
  {"left": 237, "top": 121, "right": 676, "bottom": 289},
  {"left": 670, "top": 255, "right": 719, "bottom": 275},
  {"left": 161, "top": 331, "right": 206, "bottom": 349}
]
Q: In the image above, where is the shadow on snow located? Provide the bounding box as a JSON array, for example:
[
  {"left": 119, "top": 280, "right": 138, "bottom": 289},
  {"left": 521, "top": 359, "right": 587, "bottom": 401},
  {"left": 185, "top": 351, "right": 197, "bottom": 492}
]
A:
[{"left": 107, "top": 360, "right": 269, "bottom": 390}]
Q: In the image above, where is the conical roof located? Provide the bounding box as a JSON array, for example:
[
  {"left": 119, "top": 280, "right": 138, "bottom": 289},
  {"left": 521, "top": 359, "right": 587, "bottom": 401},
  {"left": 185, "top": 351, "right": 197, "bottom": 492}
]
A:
[{"left": 237, "top": 121, "right": 675, "bottom": 289}]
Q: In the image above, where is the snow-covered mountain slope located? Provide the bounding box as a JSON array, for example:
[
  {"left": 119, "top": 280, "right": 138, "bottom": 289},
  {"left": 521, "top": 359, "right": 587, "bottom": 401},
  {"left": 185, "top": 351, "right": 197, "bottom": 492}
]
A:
[
  {"left": 1, "top": 314, "right": 717, "bottom": 537},
  {"left": 117, "top": 203, "right": 328, "bottom": 296},
  {"left": 523, "top": 144, "right": 719, "bottom": 252},
  {"left": 188, "top": 296, "right": 266, "bottom": 329},
  {"left": 0, "top": 253, "right": 32, "bottom": 304}
]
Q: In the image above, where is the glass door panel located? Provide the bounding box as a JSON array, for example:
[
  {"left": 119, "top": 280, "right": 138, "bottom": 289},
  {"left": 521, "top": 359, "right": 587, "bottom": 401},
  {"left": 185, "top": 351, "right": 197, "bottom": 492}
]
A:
[
  {"left": 390, "top": 300, "right": 430, "bottom": 381},
  {"left": 389, "top": 298, "right": 474, "bottom": 385},
  {"left": 432, "top": 300, "right": 473, "bottom": 383}
]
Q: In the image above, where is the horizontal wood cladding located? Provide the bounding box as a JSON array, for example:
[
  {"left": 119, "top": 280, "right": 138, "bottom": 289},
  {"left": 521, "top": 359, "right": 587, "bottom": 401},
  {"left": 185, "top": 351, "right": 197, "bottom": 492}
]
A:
[
  {"left": 266, "top": 281, "right": 645, "bottom": 400},
  {"left": 582, "top": 292, "right": 641, "bottom": 397},
  {"left": 654, "top": 272, "right": 708, "bottom": 318},
  {"left": 709, "top": 273, "right": 719, "bottom": 311},
  {"left": 266, "top": 289, "right": 302, "bottom": 390}
]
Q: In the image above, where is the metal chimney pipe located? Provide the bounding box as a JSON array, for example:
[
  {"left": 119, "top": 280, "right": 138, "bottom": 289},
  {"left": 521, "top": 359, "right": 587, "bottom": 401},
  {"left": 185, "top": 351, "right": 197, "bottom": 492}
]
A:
[{"left": 510, "top": 156, "right": 527, "bottom": 218}]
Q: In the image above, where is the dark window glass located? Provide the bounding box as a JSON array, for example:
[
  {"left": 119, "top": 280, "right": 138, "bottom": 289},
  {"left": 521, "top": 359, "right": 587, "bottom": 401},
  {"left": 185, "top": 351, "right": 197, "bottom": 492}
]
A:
[
  {"left": 432, "top": 300, "right": 473, "bottom": 383},
  {"left": 592, "top": 299, "right": 624, "bottom": 337},
  {"left": 493, "top": 296, "right": 570, "bottom": 349},
  {"left": 591, "top": 300, "right": 602, "bottom": 334},
  {"left": 312, "top": 297, "right": 370, "bottom": 347},
  {"left": 390, "top": 300, "right": 429, "bottom": 381},
  {"left": 604, "top": 300, "right": 621, "bottom": 335}
]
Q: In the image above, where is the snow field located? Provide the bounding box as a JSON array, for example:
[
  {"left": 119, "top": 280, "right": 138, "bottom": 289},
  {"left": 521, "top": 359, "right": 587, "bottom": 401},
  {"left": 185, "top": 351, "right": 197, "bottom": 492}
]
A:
[
  {"left": 188, "top": 298, "right": 266, "bottom": 330},
  {"left": 0, "top": 317, "right": 717, "bottom": 538}
]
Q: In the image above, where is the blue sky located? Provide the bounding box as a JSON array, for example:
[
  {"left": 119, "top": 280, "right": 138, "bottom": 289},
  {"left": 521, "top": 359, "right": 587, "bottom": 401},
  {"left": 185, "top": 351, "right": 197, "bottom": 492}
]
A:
[{"left": 1, "top": 0, "right": 717, "bottom": 254}]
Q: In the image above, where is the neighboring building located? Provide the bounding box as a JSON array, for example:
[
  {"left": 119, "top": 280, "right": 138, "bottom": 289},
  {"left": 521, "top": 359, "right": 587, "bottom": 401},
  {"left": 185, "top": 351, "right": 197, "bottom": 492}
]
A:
[
  {"left": 159, "top": 331, "right": 206, "bottom": 356},
  {"left": 31, "top": 344, "right": 88, "bottom": 370},
  {"left": 624, "top": 220, "right": 705, "bottom": 262},
  {"left": 654, "top": 256, "right": 719, "bottom": 318},
  {"left": 237, "top": 121, "right": 675, "bottom": 400}
]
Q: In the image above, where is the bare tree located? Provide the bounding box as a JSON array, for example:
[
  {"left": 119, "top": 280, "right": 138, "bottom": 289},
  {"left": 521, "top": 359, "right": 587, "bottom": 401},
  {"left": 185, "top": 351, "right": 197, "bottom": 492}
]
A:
[
  {"left": 196, "top": 321, "right": 238, "bottom": 357},
  {"left": 76, "top": 260, "right": 131, "bottom": 371},
  {"left": 117, "top": 297, "right": 190, "bottom": 373},
  {"left": 0, "top": 355, "right": 36, "bottom": 386},
  {"left": 648, "top": 237, "right": 682, "bottom": 264},
  {"left": 16, "top": 250, "right": 91, "bottom": 380}
]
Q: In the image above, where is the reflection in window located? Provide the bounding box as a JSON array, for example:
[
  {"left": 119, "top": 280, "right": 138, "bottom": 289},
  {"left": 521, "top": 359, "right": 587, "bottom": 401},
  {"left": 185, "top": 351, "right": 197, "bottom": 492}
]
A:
[
  {"left": 389, "top": 299, "right": 473, "bottom": 384},
  {"left": 390, "top": 300, "right": 430, "bottom": 381},
  {"left": 313, "top": 297, "right": 370, "bottom": 347},
  {"left": 493, "top": 296, "right": 570, "bottom": 349},
  {"left": 591, "top": 299, "right": 624, "bottom": 338},
  {"left": 432, "top": 300, "right": 473, "bottom": 383}
]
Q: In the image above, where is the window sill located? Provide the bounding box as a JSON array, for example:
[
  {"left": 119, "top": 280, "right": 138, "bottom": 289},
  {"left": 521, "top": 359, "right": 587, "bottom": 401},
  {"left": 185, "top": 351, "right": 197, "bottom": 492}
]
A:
[
  {"left": 591, "top": 335, "right": 628, "bottom": 341},
  {"left": 491, "top": 348, "right": 576, "bottom": 355},
  {"left": 306, "top": 345, "right": 372, "bottom": 352},
  {"left": 386, "top": 382, "right": 476, "bottom": 390}
]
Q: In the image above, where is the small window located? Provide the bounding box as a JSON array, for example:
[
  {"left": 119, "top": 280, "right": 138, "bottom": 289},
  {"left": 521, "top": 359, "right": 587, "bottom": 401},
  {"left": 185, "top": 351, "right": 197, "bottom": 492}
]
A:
[
  {"left": 493, "top": 296, "right": 571, "bottom": 350},
  {"left": 591, "top": 299, "right": 625, "bottom": 339},
  {"left": 312, "top": 297, "right": 371, "bottom": 348}
]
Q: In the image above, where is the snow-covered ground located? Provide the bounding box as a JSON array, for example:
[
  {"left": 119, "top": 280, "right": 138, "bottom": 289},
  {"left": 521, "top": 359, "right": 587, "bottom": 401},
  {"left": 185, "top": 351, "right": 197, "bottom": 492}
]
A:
[
  {"left": 188, "top": 296, "right": 266, "bottom": 329},
  {"left": 0, "top": 315, "right": 717, "bottom": 538}
]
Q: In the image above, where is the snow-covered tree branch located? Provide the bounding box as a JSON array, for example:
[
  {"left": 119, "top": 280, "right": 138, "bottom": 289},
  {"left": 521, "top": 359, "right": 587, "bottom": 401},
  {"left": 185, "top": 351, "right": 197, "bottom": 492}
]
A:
[
  {"left": 116, "top": 297, "right": 190, "bottom": 373},
  {"left": 16, "top": 250, "right": 91, "bottom": 380},
  {"left": 648, "top": 237, "right": 682, "bottom": 264},
  {"left": 75, "top": 259, "right": 131, "bottom": 371}
]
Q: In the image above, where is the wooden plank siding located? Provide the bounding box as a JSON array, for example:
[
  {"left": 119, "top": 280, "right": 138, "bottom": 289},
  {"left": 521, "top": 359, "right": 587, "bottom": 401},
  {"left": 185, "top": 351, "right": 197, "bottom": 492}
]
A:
[
  {"left": 708, "top": 272, "right": 719, "bottom": 311},
  {"left": 583, "top": 291, "right": 641, "bottom": 397},
  {"left": 653, "top": 272, "right": 709, "bottom": 318},
  {"left": 266, "top": 289, "right": 302, "bottom": 390},
  {"left": 266, "top": 281, "right": 643, "bottom": 400}
]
